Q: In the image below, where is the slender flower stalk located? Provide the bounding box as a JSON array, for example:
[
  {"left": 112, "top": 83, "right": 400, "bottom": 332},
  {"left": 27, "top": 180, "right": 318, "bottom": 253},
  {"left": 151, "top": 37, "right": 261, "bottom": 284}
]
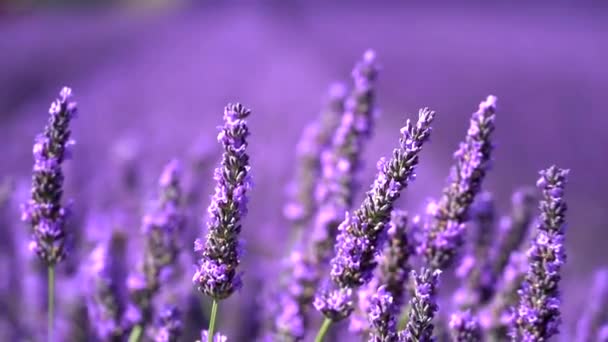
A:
[
  {"left": 420, "top": 95, "right": 497, "bottom": 271},
  {"left": 314, "top": 108, "right": 435, "bottom": 330},
  {"left": 399, "top": 268, "right": 441, "bottom": 342},
  {"left": 449, "top": 310, "right": 482, "bottom": 342},
  {"left": 510, "top": 166, "right": 569, "bottom": 341},
  {"left": 128, "top": 160, "right": 185, "bottom": 337},
  {"left": 574, "top": 268, "right": 608, "bottom": 342},
  {"left": 193, "top": 103, "right": 253, "bottom": 340},
  {"left": 21, "top": 87, "right": 78, "bottom": 341},
  {"left": 350, "top": 210, "right": 413, "bottom": 334}
]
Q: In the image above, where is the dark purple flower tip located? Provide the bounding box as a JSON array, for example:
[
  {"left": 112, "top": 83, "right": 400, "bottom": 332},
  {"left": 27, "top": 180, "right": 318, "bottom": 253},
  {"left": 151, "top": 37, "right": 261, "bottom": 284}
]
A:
[
  {"left": 367, "top": 285, "right": 398, "bottom": 341},
  {"left": 402, "top": 268, "right": 441, "bottom": 342}
]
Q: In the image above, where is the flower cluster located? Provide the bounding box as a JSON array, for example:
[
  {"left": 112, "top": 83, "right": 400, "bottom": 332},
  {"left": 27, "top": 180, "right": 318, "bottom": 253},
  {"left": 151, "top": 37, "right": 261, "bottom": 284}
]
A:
[
  {"left": 400, "top": 268, "right": 441, "bottom": 342},
  {"left": 315, "top": 108, "right": 435, "bottom": 321},
  {"left": 510, "top": 166, "right": 569, "bottom": 341},
  {"left": 421, "top": 95, "right": 497, "bottom": 271},
  {"left": 154, "top": 306, "right": 182, "bottom": 342},
  {"left": 367, "top": 286, "right": 398, "bottom": 342},
  {"left": 22, "top": 87, "right": 77, "bottom": 265},
  {"left": 193, "top": 103, "right": 252, "bottom": 300},
  {"left": 200, "top": 330, "right": 228, "bottom": 342},
  {"left": 449, "top": 310, "right": 481, "bottom": 342}
]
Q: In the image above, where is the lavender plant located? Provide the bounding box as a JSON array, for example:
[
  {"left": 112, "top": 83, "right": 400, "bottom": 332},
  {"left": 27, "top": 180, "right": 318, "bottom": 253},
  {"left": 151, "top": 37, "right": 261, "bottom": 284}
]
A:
[
  {"left": 510, "top": 166, "right": 569, "bottom": 341},
  {"left": 399, "top": 268, "right": 441, "bottom": 342},
  {"left": 574, "top": 267, "right": 608, "bottom": 342},
  {"left": 21, "top": 87, "right": 78, "bottom": 341},
  {"left": 367, "top": 286, "right": 398, "bottom": 342},
  {"left": 193, "top": 103, "right": 253, "bottom": 342},
  {"left": 314, "top": 107, "right": 436, "bottom": 340},
  {"left": 154, "top": 306, "right": 182, "bottom": 342},
  {"left": 449, "top": 310, "right": 482, "bottom": 342}
]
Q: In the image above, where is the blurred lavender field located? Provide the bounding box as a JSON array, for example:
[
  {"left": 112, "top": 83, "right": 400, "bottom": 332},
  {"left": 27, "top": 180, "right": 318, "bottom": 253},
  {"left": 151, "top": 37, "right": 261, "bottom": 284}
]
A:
[{"left": 1, "top": 2, "right": 608, "bottom": 341}]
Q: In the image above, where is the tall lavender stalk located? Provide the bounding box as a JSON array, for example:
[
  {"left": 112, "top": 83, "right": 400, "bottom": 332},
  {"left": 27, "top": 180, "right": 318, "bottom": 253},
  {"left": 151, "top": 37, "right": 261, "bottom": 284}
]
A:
[
  {"left": 193, "top": 104, "right": 253, "bottom": 342},
  {"left": 574, "top": 268, "right": 608, "bottom": 342},
  {"left": 510, "top": 166, "right": 569, "bottom": 341},
  {"left": 399, "top": 268, "right": 441, "bottom": 342},
  {"left": 128, "top": 160, "right": 184, "bottom": 339},
  {"left": 313, "top": 108, "right": 435, "bottom": 340},
  {"left": 449, "top": 310, "right": 482, "bottom": 342},
  {"left": 420, "top": 95, "right": 497, "bottom": 271},
  {"left": 21, "top": 87, "right": 77, "bottom": 341}
]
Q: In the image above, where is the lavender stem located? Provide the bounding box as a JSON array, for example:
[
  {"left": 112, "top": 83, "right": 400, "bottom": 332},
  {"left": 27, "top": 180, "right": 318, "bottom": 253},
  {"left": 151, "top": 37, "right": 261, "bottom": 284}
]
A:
[
  {"left": 48, "top": 265, "right": 55, "bottom": 342},
  {"left": 128, "top": 325, "right": 143, "bottom": 342},
  {"left": 315, "top": 318, "right": 333, "bottom": 342},
  {"left": 208, "top": 300, "right": 219, "bottom": 342}
]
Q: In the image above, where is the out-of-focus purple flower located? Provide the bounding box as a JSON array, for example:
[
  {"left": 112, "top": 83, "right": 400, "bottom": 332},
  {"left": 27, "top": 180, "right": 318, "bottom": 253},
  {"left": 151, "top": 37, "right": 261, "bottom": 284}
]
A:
[
  {"left": 420, "top": 95, "right": 497, "bottom": 271},
  {"left": 85, "top": 231, "right": 130, "bottom": 340},
  {"left": 310, "top": 50, "right": 380, "bottom": 265},
  {"left": 598, "top": 325, "right": 608, "bottom": 342},
  {"left": 350, "top": 210, "right": 413, "bottom": 335},
  {"left": 200, "top": 330, "right": 228, "bottom": 342},
  {"left": 154, "top": 306, "right": 182, "bottom": 342},
  {"left": 284, "top": 82, "right": 347, "bottom": 230},
  {"left": 449, "top": 310, "right": 481, "bottom": 342},
  {"left": 400, "top": 268, "right": 441, "bottom": 342},
  {"left": 193, "top": 103, "right": 252, "bottom": 300},
  {"left": 315, "top": 108, "right": 435, "bottom": 321},
  {"left": 510, "top": 166, "right": 569, "bottom": 341},
  {"left": 314, "top": 287, "right": 354, "bottom": 321},
  {"left": 574, "top": 267, "right": 608, "bottom": 342},
  {"left": 367, "top": 286, "right": 398, "bottom": 342},
  {"left": 128, "top": 159, "right": 185, "bottom": 324},
  {"left": 481, "top": 251, "right": 527, "bottom": 340},
  {"left": 22, "top": 87, "right": 77, "bottom": 265}
]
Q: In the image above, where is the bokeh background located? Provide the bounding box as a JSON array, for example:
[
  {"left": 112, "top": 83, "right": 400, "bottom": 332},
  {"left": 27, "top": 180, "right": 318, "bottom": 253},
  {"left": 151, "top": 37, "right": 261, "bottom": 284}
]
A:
[{"left": 1, "top": 1, "right": 607, "bottom": 341}]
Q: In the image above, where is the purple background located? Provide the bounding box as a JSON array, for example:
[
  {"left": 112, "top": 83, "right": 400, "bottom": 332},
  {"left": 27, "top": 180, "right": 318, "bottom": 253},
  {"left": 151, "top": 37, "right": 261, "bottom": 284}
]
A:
[{"left": 1, "top": 2, "right": 607, "bottom": 339}]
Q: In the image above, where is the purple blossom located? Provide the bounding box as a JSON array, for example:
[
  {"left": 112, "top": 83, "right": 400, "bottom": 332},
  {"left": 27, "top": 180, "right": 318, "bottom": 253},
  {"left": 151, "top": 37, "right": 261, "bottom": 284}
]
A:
[
  {"left": 200, "top": 330, "right": 228, "bottom": 342},
  {"left": 193, "top": 103, "right": 252, "bottom": 300},
  {"left": 510, "top": 166, "right": 569, "bottom": 341},
  {"left": 400, "top": 268, "right": 441, "bottom": 342},
  {"left": 449, "top": 310, "right": 481, "bottom": 342},
  {"left": 367, "top": 286, "right": 398, "bottom": 342},
  {"left": 420, "top": 95, "right": 496, "bottom": 271},
  {"left": 313, "top": 287, "right": 354, "bottom": 321},
  {"left": 22, "top": 87, "right": 77, "bottom": 265},
  {"left": 574, "top": 267, "right": 608, "bottom": 342},
  {"left": 315, "top": 108, "right": 435, "bottom": 321},
  {"left": 154, "top": 306, "right": 182, "bottom": 342}
]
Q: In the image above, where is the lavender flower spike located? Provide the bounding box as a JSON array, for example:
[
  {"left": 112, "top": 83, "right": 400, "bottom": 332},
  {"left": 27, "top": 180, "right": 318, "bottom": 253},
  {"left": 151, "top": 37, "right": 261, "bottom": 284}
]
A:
[
  {"left": 22, "top": 87, "right": 77, "bottom": 265},
  {"left": 399, "top": 268, "right": 441, "bottom": 342},
  {"left": 511, "top": 166, "right": 569, "bottom": 341},
  {"left": 193, "top": 103, "right": 252, "bottom": 300},
  {"left": 200, "top": 330, "right": 228, "bottom": 342},
  {"left": 449, "top": 311, "right": 482, "bottom": 342},
  {"left": 155, "top": 306, "right": 182, "bottom": 342},
  {"left": 315, "top": 108, "right": 435, "bottom": 322},
  {"left": 421, "top": 95, "right": 497, "bottom": 271},
  {"left": 367, "top": 286, "right": 398, "bottom": 342}
]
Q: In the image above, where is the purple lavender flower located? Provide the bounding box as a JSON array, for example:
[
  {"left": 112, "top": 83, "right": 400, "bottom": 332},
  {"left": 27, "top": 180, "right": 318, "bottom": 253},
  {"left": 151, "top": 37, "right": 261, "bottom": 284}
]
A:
[
  {"left": 421, "top": 95, "right": 496, "bottom": 271},
  {"left": 310, "top": 50, "right": 380, "bottom": 264},
  {"left": 598, "top": 325, "right": 608, "bottom": 342},
  {"left": 449, "top": 310, "right": 481, "bottom": 342},
  {"left": 574, "top": 268, "right": 608, "bottom": 342},
  {"left": 284, "top": 83, "right": 347, "bottom": 230},
  {"left": 200, "top": 330, "right": 228, "bottom": 342},
  {"left": 193, "top": 103, "right": 252, "bottom": 300},
  {"left": 400, "top": 268, "right": 441, "bottom": 342},
  {"left": 315, "top": 108, "right": 435, "bottom": 321},
  {"left": 510, "top": 166, "right": 569, "bottom": 341},
  {"left": 22, "top": 87, "right": 77, "bottom": 266},
  {"left": 367, "top": 286, "right": 398, "bottom": 342},
  {"left": 128, "top": 159, "right": 185, "bottom": 324},
  {"left": 154, "top": 306, "right": 182, "bottom": 342},
  {"left": 314, "top": 287, "right": 354, "bottom": 321}
]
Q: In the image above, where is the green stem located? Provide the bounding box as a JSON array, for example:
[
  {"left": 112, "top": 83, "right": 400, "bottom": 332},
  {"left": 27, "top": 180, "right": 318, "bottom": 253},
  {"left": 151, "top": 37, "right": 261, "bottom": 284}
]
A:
[
  {"left": 48, "top": 265, "right": 55, "bottom": 342},
  {"left": 208, "top": 299, "right": 219, "bottom": 342},
  {"left": 128, "top": 325, "right": 143, "bottom": 342},
  {"left": 314, "top": 318, "right": 333, "bottom": 342}
]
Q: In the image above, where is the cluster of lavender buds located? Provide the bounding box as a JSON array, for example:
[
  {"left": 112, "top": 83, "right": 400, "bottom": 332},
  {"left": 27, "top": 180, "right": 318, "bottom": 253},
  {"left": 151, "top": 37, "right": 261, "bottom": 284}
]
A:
[
  {"left": 199, "top": 330, "right": 228, "bottom": 342},
  {"left": 128, "top": 159, "right": 185, "bottom": 324},
  {"left": 283, "top": 83, "right": 347, "bottom": 234},
  {"left": 193, "top": 103, "right": 252, "bottom": 300},
  {"left": 367, "top": 286, "right": 398, "bottom": 342},
  {"left": 400, "top": 268, "right": 441, "bottom": 342},
  {"left": 310, "top": 50, "right": 380, "bottom": 264},
  {"left": 22, "top": 87, "right": 77, "bottom": 266},
  {"left": 510, "top": 166, "right": 569, "bottom": 341},
  {"left": 574, "top": 268, "right": 608, "bottom": 341},
  {"left": 350, "top": 210, "right": 413, "bottom": 334},
  {"left": 449, "top": 310, "right": 481, "bottom": 342},
  {"left": 154, "top": 306, "right": 182, "bottom": 342},
  {"left": 315, "top": 107, "right": 435, "bottom": 322},
  {"left": 421, "top": 95, "right": 497, "bottom": 271}
]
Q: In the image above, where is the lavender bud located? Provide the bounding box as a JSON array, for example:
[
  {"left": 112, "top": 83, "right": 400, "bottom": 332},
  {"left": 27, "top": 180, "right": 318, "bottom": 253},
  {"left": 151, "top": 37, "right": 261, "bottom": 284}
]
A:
[
  {"left": 193, "top": 103, "right": 252, "bottom": 300},
  {"left": 421, "top": 96, "right": 496, "bottom": 270},
  {"left": 315, "top": 108, "right": 435, "bottom": 321},
  {"left": 22, "top": 87, "right": 77, "bottom": 265},
  {"left": 367, "top": 286, "right": 398, "bottom": 342},
  {"left": 154, "top": 306, "right": 182, "bottom": 342},
  {"left": 510, "top": 166, "right": 569, "bottom": 341},
  {"left": 574, "top": 268, "right": 608, "bottom": 342},
  {"left": 400, "top": 268, "right": 441, "bottom": 342},
  {"left": 313, "top": 287, "right": 354, "bottom": 321},
  {"left": 200, "top": 330, "right": 228, "bottom": 342},
  {"left": 449, "top": 311, "right": 482, "bottom": 342}
]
